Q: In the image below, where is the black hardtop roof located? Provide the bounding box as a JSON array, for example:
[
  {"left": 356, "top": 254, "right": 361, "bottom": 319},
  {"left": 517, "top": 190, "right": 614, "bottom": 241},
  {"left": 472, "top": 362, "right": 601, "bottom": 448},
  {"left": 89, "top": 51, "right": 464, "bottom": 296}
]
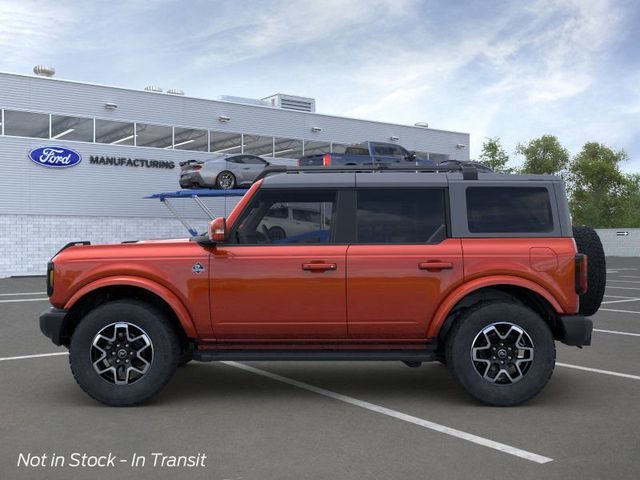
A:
[{"left": 258, "top": 165, "right": 561, "bottom": 189}]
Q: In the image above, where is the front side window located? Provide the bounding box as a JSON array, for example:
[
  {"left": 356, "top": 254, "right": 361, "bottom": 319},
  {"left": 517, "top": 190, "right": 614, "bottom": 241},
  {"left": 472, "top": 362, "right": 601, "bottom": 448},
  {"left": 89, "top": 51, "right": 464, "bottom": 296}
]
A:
[
  {"left": 243, "top": 155, "right": 267, "bottom": 165},
  {"left": 356, "top": 189, "right": 447, "bottom": 244},
  {"left": 233, "top": 190, "right": 335, "bottom": 244},
  {"left": 466, "top": 187, "right": 554, "bottom": 233}
]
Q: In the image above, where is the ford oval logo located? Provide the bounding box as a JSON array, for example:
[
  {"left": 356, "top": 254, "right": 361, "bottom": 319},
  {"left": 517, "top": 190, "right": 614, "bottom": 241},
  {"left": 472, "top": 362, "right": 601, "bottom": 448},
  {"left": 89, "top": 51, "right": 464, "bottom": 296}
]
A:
[{"left": 28, "top": 146, "right": 82, "bottom": 168}]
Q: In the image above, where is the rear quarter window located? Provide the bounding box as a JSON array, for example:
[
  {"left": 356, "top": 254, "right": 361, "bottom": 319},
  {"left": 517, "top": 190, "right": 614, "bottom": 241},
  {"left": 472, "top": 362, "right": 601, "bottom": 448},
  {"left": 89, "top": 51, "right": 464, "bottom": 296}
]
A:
[{"left": 466, "top": 187, "right": 554, "bottom": 233}]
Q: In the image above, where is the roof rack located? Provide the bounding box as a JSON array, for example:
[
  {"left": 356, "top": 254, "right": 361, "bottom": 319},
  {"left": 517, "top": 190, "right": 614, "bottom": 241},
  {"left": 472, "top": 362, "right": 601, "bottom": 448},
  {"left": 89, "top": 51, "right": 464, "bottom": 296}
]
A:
[{"left": 254, "top": 163, "right": 480, "bottom": 182}]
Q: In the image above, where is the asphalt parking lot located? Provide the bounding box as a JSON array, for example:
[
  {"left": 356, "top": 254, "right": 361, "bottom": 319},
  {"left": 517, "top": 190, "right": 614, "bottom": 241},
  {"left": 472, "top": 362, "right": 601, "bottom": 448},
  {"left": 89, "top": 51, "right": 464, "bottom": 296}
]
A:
[{"left": 1, "top": 257, "right": 640, "bottom": 480}]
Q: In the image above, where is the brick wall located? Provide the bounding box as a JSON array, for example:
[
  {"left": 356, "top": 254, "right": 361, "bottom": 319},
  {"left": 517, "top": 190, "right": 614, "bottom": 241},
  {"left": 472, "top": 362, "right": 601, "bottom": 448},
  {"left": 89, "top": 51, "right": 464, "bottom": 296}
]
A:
[{"left": 0, "top": 214, "right": 211, "bottom": 278}]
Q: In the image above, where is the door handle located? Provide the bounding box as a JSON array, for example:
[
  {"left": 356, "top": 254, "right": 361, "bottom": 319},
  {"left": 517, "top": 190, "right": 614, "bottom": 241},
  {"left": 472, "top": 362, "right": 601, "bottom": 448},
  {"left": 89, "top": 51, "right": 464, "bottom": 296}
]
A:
[
  {"left": 302, "top": 263, "right": 337, "bottom": 272},
  {"left": 419, "top": 261, "right": 453, "bottom": 271}
]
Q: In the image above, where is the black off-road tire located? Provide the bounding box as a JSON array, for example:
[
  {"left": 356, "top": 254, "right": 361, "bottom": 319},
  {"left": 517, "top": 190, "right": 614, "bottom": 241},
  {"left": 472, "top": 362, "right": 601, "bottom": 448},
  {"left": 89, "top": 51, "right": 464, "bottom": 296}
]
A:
[
  {"left": 572, "top": 225, "right": 606, "bottom": 316},
  {"left": 69, "top": 300, "right": 180, "bottom": 406},
  {"left": 445, "top": 301, "right": 556, "bottom": 406}
]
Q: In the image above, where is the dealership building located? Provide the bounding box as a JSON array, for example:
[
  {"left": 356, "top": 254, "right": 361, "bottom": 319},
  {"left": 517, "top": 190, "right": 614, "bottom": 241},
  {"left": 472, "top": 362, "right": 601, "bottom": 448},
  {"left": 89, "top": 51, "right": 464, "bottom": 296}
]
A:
[{"left": 0, "top": 69, "right": 470, "bottom": 278}]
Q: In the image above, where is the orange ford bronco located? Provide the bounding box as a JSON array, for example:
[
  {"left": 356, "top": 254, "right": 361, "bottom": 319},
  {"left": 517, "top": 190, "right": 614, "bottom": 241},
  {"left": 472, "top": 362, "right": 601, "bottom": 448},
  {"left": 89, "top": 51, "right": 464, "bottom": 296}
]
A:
[{"left": 39, "top": 165, "right": 605, "bottom": 406}]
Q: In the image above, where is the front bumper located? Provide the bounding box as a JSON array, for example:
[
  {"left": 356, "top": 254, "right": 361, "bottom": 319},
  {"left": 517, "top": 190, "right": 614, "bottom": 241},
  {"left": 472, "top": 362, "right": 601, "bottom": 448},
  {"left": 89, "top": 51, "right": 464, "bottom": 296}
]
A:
[
  {"left": 558, "top": 315, "right": 593, "bottom": 346},
  {"left": 39, "top": 307, "right": 69, "bottom": 346}
]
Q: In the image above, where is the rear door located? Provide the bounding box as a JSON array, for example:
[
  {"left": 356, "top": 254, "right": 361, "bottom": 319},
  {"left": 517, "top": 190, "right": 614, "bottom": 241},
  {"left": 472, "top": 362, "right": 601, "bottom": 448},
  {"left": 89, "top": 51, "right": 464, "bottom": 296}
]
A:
[{"left": 346, "top": 180, "right": 464, "bottom": 339}]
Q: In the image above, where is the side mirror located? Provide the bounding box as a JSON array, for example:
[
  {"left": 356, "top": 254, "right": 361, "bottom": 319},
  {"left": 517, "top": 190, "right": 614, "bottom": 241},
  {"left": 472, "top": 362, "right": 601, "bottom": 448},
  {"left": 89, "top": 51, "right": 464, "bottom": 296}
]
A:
[{"left": 208, "top": 217, "right": 227, "bottom": 243}]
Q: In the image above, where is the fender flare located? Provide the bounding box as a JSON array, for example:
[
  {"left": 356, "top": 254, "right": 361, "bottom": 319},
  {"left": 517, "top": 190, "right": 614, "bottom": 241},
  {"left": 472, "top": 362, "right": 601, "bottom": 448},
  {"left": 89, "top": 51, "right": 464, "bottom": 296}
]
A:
[
  {"left": 64, "top": 276, "right": 197, "bottom": 338},
  {"left": 427, "top": 275, "right": 563, "bottom": 339}
]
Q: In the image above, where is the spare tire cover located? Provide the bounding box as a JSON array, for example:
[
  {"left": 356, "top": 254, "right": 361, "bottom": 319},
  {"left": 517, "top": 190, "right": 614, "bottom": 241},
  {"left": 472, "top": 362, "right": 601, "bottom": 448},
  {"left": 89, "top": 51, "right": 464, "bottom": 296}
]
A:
[{"left": 572, "top": 226, "right": 606, "bottom": 316}]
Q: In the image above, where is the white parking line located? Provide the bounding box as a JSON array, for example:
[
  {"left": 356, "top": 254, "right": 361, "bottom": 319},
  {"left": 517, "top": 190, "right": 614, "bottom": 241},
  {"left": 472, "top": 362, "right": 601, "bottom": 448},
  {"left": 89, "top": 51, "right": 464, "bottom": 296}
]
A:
[
  {"left": 0, "top": 298, "right": 49, "bottom": 304},
  {"left": 222, "top": 361, "right": 553, "bottom": 464},
  {"left": 608, "top": 279, "right": 640, "bottom": 284},
  {"left": 0, "top": 292, "right": 47, "bottom": 296},
  {"left": 600, "top": 308, "right": 640, "bottom": 314},
  {"left": 594, "top": 328, "right": 640, "bottom": 337},
  {"left": 606, "top": 285, "right": 640, "bottom": 291},
  {"left": 557, "top": 363, "right": 640, "bottom": 381},
  {"left": 0, "top": 352, "right": 68, "bottom": 362},
  {"left": 601, "top": 298, "right": 640, "bottom": 305},
  {"left": 617, "top": 275, "right": 640, "bottom": 279}
]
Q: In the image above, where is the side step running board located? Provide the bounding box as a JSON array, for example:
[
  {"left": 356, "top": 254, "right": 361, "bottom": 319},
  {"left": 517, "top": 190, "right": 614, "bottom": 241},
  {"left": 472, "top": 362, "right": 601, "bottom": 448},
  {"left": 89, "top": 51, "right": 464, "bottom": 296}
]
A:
[{"left": 192, "top": 349, "right": 436, "bottom": 362}]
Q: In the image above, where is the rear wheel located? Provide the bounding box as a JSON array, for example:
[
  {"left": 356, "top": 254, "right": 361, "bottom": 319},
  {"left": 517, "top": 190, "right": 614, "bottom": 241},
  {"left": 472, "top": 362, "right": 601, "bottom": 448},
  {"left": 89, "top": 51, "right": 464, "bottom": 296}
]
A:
[
  {"left": 69, "top": 300, "right": 180, "bottom": 406},
  {"left": 446, "top": 301, "right": 555, "bottom": 406},
  {"left": 572, "top": 225, "right": 606, "bottom": 316},
  {"left": 216, "top": 171, "right": 236, "bottom": 190}
]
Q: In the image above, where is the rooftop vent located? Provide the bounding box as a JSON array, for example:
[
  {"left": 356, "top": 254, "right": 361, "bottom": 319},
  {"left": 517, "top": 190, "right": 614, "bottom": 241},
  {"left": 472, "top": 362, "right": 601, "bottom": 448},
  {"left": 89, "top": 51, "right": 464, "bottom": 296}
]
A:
[
  {"left": 166, "top": 88, "right": 184, "bottom": 96},
  {"left": 33, "top": 65, "right": 55, "bottom": 77},
  {"left": 218, "top": 95, "right": 270, "bottom": 107},
  {"left": 144, "top": 85, "right": 163, "bottom": 93},
  {"left": 262, "top": 94, "right": 316, "bottom": 112}
]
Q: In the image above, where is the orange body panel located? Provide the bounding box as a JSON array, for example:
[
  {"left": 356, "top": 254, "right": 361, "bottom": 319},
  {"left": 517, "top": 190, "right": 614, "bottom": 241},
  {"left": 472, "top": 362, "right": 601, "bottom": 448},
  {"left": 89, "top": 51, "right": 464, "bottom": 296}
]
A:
[
  {"left": 51, "top": 240, "right": 212, "bottom": 338},
  {"left": 346, "top": 240, "right": 464, "bottom": 338},
  {"left": 210, "top": 245, "right": 348, "bottom": 339}
]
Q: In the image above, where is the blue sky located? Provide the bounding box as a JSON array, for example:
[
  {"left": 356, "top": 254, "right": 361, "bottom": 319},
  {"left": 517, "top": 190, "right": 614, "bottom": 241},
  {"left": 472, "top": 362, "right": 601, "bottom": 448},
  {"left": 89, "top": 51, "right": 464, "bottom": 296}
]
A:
[{"left": 1, "top": 0, "right": 638, "bottom": 170}]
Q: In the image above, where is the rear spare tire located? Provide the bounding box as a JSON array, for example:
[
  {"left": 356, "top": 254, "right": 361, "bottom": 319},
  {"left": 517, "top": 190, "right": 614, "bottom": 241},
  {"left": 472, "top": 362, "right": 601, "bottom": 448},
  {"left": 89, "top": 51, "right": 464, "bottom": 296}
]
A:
[{"left": 572, "top": 226, "right": 606, "bottom": 316}]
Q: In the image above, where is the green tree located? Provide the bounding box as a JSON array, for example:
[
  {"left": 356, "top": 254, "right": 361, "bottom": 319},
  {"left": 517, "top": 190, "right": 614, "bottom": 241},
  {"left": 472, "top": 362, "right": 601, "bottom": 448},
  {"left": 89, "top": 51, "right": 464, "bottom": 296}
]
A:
[
  {"left": 568, "top": 142, "right": 630, "bottom": 227},
  {"left": 516, "top": 135, "right": 569, "bottom": 175},
  {"left": 478, "top": 137, "right": 513, "bottom": 173}
]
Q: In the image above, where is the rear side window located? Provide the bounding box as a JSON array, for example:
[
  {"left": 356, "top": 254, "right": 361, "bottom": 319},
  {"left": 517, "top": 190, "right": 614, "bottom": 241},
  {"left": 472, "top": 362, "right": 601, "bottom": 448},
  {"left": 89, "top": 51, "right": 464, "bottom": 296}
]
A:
[
  {"left": 466, "top": 187, "right": 553, "bottom": 233},
  {"left": 356, "top": 189, "right": 447, "bottom": 243}
]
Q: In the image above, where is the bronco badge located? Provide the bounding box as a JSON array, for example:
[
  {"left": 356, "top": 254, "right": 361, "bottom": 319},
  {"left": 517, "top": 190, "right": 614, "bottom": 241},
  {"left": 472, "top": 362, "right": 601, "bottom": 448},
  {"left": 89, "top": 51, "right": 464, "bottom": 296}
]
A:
[{"left": 192, "top": 262, "right": 205, "bottom": 274}]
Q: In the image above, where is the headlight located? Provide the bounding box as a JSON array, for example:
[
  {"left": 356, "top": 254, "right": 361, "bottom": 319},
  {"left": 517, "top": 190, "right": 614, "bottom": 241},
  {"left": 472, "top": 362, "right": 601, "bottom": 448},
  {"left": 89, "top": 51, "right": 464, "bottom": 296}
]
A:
[{"left": 46, "top": 262, "right": 55, "bottom": 297}]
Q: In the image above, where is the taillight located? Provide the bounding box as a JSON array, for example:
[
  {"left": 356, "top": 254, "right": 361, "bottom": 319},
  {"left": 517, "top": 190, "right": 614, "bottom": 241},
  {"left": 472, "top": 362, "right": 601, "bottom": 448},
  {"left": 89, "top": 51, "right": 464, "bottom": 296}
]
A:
[
  {"left": 575, "top": 254, "right": 588, "bottom": 295},
  {"left": 192, "top": 164, "right": 202, "bottom": 170},
  {"left": 297, "top": 159, "right": 301, "bottom": 166},
  {"left": 322, "top": 153, "right": 331, "bottom": 167}
]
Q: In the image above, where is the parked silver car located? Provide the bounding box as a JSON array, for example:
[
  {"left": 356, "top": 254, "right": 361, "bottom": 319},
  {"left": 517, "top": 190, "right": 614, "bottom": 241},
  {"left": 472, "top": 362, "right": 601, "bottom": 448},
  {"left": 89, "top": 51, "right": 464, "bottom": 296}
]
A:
[{"left": 179, "top": 154, "right": 271, "bottom": 190}]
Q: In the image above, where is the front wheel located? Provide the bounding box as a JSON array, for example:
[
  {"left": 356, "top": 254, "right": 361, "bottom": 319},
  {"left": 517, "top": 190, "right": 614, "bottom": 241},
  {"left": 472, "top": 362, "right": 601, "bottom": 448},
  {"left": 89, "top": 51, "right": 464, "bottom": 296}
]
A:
[
  {"left": 445, "top": 301, "right": 555, "bottom": 406},
  {"left": 69, "top": 300, "right": 180, "bottom": 406}
]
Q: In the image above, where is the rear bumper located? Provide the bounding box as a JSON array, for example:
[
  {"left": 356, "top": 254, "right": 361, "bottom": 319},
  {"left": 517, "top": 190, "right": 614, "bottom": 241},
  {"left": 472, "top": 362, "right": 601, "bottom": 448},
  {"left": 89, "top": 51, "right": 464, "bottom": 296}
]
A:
[
  {"left": 39, "top": 307, "right": 69, "bottom": 346},
  {"left": 558, "top": 314, "right": 593, "bottom": 346},
  {"left": 179, "top": 172, "right": 206, "bottom": 188}
]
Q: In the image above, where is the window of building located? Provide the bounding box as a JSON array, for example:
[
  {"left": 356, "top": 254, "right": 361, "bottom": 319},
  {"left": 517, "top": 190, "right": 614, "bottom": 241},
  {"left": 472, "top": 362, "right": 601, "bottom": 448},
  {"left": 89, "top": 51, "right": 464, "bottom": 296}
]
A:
[
  {"left": 95, "top": 119, "right": 135, "bottom": 145},
  {"left": 135, "top": 123, "right": 173, "bottom": 148},
  {"left": 303, "top": 140, "right": 331, "bottom": 156},
  {"left": 210, "top": 131, "right": 243, "bottom": 154},
  {"left": 3, "top": 110, "right": 49, "bottom": 138},
  {"left": 233, "top": 190, "right": 335, "bottom": 244},
  {"left": 273, "top": 137, "right": 303, "bottom": 159},
  {"left": 50, "top": 115, "right": 93, "bottom": 142},
  {"left": 356, "top": 189, "right": 447, "bottom": 244},
  {"left": 243, "top": 134, "right": 274, "bottom": 156},
  {"left": 466, "top": 187, "right": 553, "bottom": 233},
  {"left": 173, "top": 127, "right": 208, "bottom": 151}
]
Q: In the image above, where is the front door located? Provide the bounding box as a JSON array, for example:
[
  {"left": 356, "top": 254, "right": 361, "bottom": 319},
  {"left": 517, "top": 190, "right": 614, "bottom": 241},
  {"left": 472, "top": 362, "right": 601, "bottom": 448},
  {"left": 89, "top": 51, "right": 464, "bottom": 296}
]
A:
[
  {"left": 210, "top": 188, "right": 348, "bottom": 339},
  {"left": 346, "top": 188, "right": 464, "bottom": 339}
]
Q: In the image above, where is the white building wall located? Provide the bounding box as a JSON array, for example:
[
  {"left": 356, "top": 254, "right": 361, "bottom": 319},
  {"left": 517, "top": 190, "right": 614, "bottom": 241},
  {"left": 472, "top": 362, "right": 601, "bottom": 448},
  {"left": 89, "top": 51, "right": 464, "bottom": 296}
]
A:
[{"left": 595, "top": 229, "right": 640, "bottom": 257}]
